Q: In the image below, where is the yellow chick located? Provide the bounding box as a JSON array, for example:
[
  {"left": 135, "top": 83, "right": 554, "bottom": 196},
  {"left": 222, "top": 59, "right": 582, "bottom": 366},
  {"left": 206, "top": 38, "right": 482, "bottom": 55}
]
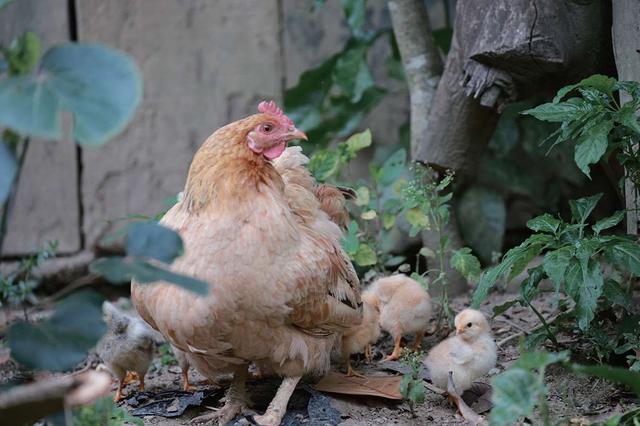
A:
[
  {"left": 364, "top": 274, "right": 432, "bottom": 361},
  {"left": 340, "top": 293, "right": 381, "bottom": 377},
  {"left": 424, "top": 308, "right": 497, "bottom": 393}
]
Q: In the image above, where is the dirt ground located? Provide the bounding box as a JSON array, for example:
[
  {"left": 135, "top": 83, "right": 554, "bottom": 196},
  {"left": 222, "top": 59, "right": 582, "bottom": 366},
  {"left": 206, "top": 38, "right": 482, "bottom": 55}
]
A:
[{"left": 1, "top": 289, "right": 638, "bottom": 425}]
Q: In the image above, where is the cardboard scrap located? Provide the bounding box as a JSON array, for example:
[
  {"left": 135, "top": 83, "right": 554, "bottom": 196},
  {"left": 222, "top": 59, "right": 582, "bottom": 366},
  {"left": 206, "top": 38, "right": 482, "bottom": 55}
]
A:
[{"left": 313, "top": 371, "right": 403, "bottom": 400}]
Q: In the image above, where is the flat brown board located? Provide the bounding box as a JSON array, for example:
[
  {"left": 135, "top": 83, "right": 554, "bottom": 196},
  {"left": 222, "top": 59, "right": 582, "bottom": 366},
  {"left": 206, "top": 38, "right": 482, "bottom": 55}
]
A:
[{"left": 75, "top": 0, "right": 283, "bottom": 248}]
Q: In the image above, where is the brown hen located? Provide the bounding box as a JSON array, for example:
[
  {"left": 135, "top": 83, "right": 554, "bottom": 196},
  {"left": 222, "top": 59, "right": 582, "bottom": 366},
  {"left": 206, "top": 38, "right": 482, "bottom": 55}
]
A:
[{"left": 131, "top": 101, "right": 362, "bottom": 426}]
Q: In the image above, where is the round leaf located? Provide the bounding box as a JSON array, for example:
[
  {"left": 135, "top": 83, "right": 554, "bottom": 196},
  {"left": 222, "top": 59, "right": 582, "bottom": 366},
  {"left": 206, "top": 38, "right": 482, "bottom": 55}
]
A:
[
  {"left": 127, "top": 222, "right": 183, "bottom": 264},
  {"left": 7, "top": 290, "right": 106, "bottom": 371},
  {"left": 0, "top": 43, "right": 142, "bottom": 145}
]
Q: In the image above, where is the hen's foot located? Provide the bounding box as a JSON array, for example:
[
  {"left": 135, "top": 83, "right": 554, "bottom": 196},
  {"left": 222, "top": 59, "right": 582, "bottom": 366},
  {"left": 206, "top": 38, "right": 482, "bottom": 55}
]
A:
[
  {"left": 253, "top": 376, "right": 301, "bottom": 426},
  {"left": 190, "top": 401, "right": 248, "bottom": 425},
  {"left": 182, "top": 371, "right": 195, "bottom": 392}
]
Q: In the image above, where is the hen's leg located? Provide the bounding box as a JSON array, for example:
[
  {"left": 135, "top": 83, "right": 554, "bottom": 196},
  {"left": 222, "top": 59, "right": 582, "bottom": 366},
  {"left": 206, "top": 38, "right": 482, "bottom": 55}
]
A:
[
  {"left": 383, "top": 335, "right": 402, "bottom": 361},
  {"left": 253, "top": 376, "right": 301, "bottom": 426},
  {"left": 191, "top": 366, "right": 249, "bottom": 425},
  {"left": 182, "top": 368, "right": 195, "bottom": 392}
]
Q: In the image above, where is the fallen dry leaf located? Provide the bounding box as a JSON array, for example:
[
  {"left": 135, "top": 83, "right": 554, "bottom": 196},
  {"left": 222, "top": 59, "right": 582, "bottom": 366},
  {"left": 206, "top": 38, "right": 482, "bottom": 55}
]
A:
[
  {"left": 465, "top": 382, "right": 493, "bottom": 414},
  {"left": 313, "top": 371, "right": 403, "bottom": 400},
  {"left": 446, "top": 372, "right": 488, "bottom": 426}
]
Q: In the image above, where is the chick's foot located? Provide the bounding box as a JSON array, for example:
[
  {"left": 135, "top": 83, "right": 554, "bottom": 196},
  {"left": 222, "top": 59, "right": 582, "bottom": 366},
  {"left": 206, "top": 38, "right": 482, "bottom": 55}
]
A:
[{"left": 190, "top": 401, "right": 249, "bottom": 425}]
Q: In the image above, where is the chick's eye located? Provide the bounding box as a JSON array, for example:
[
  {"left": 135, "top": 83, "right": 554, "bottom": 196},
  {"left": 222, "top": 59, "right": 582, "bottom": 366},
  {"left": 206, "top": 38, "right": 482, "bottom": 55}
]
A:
[
  {"left": 261, "top": 123, "right": 274, "bottom": 133},
  {"left": 467, "top": 322, "right": 473, "bottom": 328}
]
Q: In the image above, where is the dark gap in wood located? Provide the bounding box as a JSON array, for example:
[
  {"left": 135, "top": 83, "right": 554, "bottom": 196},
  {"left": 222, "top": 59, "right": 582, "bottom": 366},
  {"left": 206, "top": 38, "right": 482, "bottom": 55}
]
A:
[{"left": 276, "top": 0, "right": 287, "bottom": 99}]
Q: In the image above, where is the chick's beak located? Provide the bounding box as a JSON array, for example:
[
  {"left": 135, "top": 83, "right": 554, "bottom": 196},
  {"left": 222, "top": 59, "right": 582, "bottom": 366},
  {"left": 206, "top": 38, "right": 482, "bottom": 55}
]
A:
[
  {"left": 456, "top": 327, "right": 465, "bottom": 335},
  {"left": 286, "top": 127, "right": 308, "bottom": 142}
]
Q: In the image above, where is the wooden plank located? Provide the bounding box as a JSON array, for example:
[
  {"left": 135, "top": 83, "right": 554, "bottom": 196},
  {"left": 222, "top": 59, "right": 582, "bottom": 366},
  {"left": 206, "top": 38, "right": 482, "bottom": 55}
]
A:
[
  {"left": 612, "top": 0, "right": 640, "bottom": 235},
  {"left": 0, "top": 0, "right": 81, "bottom": 256},
  {"left": 75, "top": 0, "right": 283, "bottom": 248}
]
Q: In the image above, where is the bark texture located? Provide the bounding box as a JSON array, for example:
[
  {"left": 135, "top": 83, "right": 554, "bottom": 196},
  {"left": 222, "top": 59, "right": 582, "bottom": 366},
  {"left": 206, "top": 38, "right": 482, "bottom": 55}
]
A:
[
  {"left": 416, "top": 0, "right": 614, "bottom": 176},
  {"left": 612, "top": 0, "right": 640, "bottom": 234}
]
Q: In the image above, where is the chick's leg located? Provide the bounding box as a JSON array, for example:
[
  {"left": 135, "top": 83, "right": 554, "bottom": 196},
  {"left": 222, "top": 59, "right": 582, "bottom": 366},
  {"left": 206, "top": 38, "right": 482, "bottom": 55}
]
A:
[
  {"left": 114, "top": 378, "right": 126, "bottom": 402},
  {"left": 253, "top": 376, "right": 301, "bottom": 426},
  {"left": 346, "top": 360, "right": 367, "bottom": 379},
  {"left": 191, "top": 365, "right": 249, "bottom": 425},
  {"left": 364, "top": 344, "right": 373, "bottom": 362},
  {"left": 413, "top": 331, "right": 425, "bottom": 351},
  {"left": 383, "top": 335, "right": 402, "bottom": 361}
]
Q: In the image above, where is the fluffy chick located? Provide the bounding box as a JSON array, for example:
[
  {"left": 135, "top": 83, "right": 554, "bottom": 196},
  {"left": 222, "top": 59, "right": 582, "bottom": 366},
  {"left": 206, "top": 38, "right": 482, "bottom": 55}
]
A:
[
  {"left": 97, "top": 301, "right": 156, "bottom": 401},
  {"left": 340, "top": 293, "right": 381, "bottom": 377},
  {"left": 424, "top": 308, "right": 497, "bottom": 393},
  {"left": 365, "top": 274, "right": 432, "bottom": 361}
]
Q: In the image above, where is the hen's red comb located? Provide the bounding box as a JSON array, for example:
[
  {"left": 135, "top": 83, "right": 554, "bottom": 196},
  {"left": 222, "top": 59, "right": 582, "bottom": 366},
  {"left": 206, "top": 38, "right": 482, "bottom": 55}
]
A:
[{"left": 258, "top": 100, "right": 294, "bottom": 126}]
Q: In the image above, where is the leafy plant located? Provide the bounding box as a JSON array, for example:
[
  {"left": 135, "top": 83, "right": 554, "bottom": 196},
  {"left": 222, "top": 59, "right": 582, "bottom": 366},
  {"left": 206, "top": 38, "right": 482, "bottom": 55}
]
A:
[
  {"left": 473, "top": 194, "right": 639, "bottom": 354},
  {"left": 72, "top": 396, "right": 143, "bottom": 426},
  {"left": 284, "top": 0, "right": 390, "bottom": 148},
  {"left": 402, "top": 166, "right": 481, "bottom": 321},
  {"left": 399, "top": 348, "right": 426, "bottom": 417},
  {"left": 0, "top": 240, "right": 57, "bottom": 310},
  {"left": 522, "top": 75, "right": 640, "bottom": 182},
  {"left": 158, "top": 343, "right": 178, "bottom": 367},
  {"left": 491, "top": 350, "right": 640, "bottom": 426}
]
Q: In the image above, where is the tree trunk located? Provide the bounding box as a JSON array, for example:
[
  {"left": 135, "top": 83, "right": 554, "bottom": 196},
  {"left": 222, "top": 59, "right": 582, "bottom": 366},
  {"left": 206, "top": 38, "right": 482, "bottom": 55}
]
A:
[{"left": 612, "top": 0, "right": 640, "bottom": 235}]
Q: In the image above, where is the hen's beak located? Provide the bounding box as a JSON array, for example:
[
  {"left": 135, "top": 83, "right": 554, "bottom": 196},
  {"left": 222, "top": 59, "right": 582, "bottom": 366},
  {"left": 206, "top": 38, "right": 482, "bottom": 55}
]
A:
[{"left": 286, "top": 127, "right": 308, "bottom": 142}]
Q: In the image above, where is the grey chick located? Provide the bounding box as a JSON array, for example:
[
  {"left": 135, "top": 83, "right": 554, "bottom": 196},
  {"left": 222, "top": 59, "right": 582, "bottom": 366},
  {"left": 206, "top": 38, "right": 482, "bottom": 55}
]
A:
[
  {"left": 171, "top": 345, "right": 194, "bottom": 391},
  {"left": 97, "top": 301, "right": 155, "bottom": 401}
]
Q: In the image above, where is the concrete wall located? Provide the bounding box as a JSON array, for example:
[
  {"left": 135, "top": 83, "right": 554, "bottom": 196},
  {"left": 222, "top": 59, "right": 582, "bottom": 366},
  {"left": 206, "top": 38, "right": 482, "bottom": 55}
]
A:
[{"left": 0, "top": 0, "right": 447, "bottom": 258}]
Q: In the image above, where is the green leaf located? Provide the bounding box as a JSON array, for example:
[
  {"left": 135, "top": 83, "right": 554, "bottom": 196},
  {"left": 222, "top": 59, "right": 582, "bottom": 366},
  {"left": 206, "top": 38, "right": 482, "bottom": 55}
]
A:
[
  {"left": 333, "top": 44, "right": 373, "bottom": 102},
  {"left": 492, "top": 299, "right": 519, "bottom": 317},
  {"left": 379, "top": 148, "right": 406, "bottom": 186},
  {"left": 592, "top": 210, "right": 625, "bottom": 234},
  {"left": 4, "top": 32, "right": 41, "bottom": 75},
  {"left": 543, "top": 246, "right": 574, "bottom": 291},
  {"left": 570, "top": 364, "right": 640, "bottom": 398},
  {"left": 360, "top": 210, "right": 377, "bottom": 220},
  {"left": 458, "top": 187, "right": 506, "bottom": 264},
  {"left": 419, "top": 246, "right": 436, "bottom": 259},
  {"left": 605, "top": 240, "right": 640, "bottom": 276},
  {"left": 405, "top": 208, "right": 429, "bottom": 229},
  {"left": 513, "top": 351, "right": 569, "bottom": 370},
  {"left": 341, "top": 0, "right": 366, "bottom": 35},
  {"left": 574, "top": 120, "right": 613, "bottom": 177},
  {"left": 490, "top": 368, "right": 545, "bottom": 426},
  {"left": 615, "top": 103, "right": 640, "bottom": 134},
  {"left": 399, "top": 374, "right": 411, "bottom": 398},
  {"left": 569, "top": 193, "right": 603, "bottom": 224},
  {"left": 0, "top": 140, "right": 16, "bottom": 204},
  {"left": 345, "top": 129, "right": 372, "bottom": 154},
  {"left": 451, "top": 247, "right": 481, "bottom": 284},
  {"left": 353, "top": 243, "right": 377, "bottom": 266},
  {"left": 308, "top": 149, "right": 340, "bottom": 181},
  {"left": 126, "top": 222, "right": 183, "bottom": 264},
  {"left": 602, "top": 279, "right": 632, "bottom": 310},
  {"left": 565, "top": 257, "right": 603, "bottom": 331},
  {"left": 520, "top": 265, "right": 544, "bottom": 304},
  {"left": 0, "top": 44, "right": 142, "bottom": 145},
  {"left": 526, "top": 213, "right": 561, "bottom": 234},
  {"left": 89, "top": 257, "right": 208, "bottom": 295},
  {"left": 553, "top": 75, "right": 617, "bottom": 103},
  {"left": 342, "top": 221, "right": 360, "bottom": 254},
  {"left": 384, "top": 255, "right": 406, "bottom": 267},
  {"left": 7, "top": 290, "right": 105, "bottom": 371},
  {"left": 382, "top": 212, "right": 396, "bottom": 230},
  {"left": 521, "top": 101, "right": 587, "bottom": 122},
  {"left": 354, "top": 186, "right": 370, "bottom": 206},
  {"left": 408, "top": 381, "right": 425, "bottom": 404}
]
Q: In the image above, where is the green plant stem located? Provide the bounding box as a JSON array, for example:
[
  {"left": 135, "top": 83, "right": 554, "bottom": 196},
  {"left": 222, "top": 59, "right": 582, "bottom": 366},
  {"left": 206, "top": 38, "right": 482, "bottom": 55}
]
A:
[
  {"left": 0, "top": 138, "right": 28, "bottom": 256},
  {"left": 528, "top": 301, "right": 560, "bottom": 350}
]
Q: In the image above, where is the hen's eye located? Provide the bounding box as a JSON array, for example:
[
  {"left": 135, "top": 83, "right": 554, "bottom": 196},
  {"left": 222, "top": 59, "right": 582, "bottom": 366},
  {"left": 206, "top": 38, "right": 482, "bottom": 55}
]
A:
[
  {"left": 467, "top": 322, "right": 473, "bottom": 328},
  {"left": 261, "top": 123, "right": 274, "bottom": 133}
]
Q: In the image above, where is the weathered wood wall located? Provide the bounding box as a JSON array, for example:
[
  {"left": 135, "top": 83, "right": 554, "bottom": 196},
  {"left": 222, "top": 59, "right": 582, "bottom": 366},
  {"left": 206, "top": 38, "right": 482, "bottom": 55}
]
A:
[{"left": 1, "top": 0, "right": 447, "bottom": 258}]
